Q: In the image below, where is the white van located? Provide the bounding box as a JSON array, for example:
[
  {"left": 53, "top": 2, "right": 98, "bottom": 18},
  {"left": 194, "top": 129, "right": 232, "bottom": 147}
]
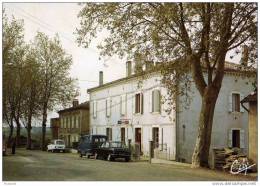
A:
[{"left": 47, "top": 139, "right": 66, "bottom": 153}]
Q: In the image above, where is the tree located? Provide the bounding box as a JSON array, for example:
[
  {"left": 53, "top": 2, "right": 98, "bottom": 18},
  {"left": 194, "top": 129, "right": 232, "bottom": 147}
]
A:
[
  {"left": 3, "top": 12, "right": 26, "bottom": 146},
  {"left": 76, "top": 3, "right": 257, "bottom": 167},
  {"left": 20, "top": 47, "right": 42, "bottom": 149},
  {"left": 32, "top": 32, "right": 78, "bottom": 150}
]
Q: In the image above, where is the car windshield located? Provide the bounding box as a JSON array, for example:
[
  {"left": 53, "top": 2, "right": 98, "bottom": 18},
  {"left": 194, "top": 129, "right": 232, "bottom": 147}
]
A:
[
  {"left": 56, "top": 140, "right": 64, "bottom": 145},
  {"left": 109, "top": 142, "right": 126, "bottom": 148}
]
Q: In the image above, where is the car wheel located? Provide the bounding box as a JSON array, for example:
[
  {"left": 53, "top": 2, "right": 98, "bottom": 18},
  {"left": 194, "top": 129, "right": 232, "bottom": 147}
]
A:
[
  {"left": 125, "top": 157, "right": 130, "bottom": 162},
  {"left": 51, "top": 149, "right": 54, "bottom": 153},
  {"left": 94, "top": 153, "right": 98, "bottom": 160}
]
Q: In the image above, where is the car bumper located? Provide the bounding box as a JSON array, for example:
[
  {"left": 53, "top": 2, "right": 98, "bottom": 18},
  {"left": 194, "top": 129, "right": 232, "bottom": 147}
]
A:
[{"left": 111, "top": 154, "right": 131, "bottom": 158}]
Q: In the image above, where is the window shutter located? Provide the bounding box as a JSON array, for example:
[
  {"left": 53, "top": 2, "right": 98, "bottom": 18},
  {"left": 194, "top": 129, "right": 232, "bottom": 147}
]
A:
[
  {"left": 228, "top": 93, "right": 232, "bottom": 112},
  {"left": 161, "top": 96, "right": 166, "bottom": 117},
  {"left": 133, "top": 94, "right": 136, "bottom": 114},
  {"left": 240, "top": 93, "right": 245, "bottom": 113},
  {"left": 228, "top": 129, "right": 233, "bottom": 147},
  {"left": 149, "top": 91, "right": 153, "bottom": 113},
  {"left": 240, "top": 129, "right": 245, "bottom": 148},
  {"left": 154, "top": 90, "right": 160, "bottom": 112},
  {"left": 141, "top": 93, "right": 144, "bottom": 114}
]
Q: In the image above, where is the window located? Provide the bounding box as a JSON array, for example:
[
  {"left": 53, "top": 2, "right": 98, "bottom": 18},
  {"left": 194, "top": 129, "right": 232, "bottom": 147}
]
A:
[
  {"left": 229, "top": 92, "right": 244, "bottom": 113},
  {"left": 106, "top": 128, "right": 112, "bottom": 141},
  {"left": 93, "top": 101, "right": 97, "bottom": 118},
  {"left": 228, "top": 128, "right": 245, "bottom": 148},
  {"left": 152, "top": 90, "right": 161, "bottom": 113},
  {"left": 77, "top": 116, "right": 80, "bottom": 128},
  {"left": 135, "top": 93, "right": 143, "bottom": 114},
  {"left": 232, "top": 93, "right": 240, "bottom": 112},
  {"left": 106, "top": 98, "right": 111, "bottom": 117}
]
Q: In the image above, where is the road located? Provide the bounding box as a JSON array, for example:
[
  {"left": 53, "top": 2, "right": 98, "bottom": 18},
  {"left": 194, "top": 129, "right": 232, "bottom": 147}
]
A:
[{"left": 3, "top": 148, "right": 257, "bottom": 181}]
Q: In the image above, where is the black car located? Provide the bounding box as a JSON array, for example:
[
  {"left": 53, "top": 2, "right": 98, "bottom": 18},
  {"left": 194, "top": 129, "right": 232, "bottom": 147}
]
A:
[
  {"left": 78, "top": 134, "right": 107, "bottom": 158},
  {"left": 94, "top": 141, "right": 131, "bottom": 162}
]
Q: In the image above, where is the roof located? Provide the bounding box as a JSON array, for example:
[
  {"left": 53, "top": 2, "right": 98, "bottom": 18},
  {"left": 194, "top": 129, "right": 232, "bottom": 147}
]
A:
[
  {"left": 58, "top": 101, "right": 89, "bottom": 114},
  {"left": 241, "top": 91, "right": 257, "bottom": 103},
  {"left": 87, "top": 61, "right": 256, "bottom": 93}
]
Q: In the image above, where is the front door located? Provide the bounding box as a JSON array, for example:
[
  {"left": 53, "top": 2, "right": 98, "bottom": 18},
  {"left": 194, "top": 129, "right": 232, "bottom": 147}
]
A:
[
  {"left": 152, "top": 127, "right": 159, "bottom": 148},
  {"left": 68, "top": 135, "right": 71, "bottom": 147},
  {"left": 135, "top": 128, "right": 142, "bottom": 153}
]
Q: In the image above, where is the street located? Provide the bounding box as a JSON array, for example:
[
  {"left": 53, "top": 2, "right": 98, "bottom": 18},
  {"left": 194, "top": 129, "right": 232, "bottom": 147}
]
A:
[{"left": 2, "top": 148, "right": 257, "bottom": 181}]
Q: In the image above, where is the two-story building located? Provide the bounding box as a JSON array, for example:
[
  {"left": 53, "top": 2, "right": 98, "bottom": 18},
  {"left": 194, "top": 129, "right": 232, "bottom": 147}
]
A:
[
  {"left": 87, "top": 61, "right": 256, "bottom": 165},
  {"left": 58, "top": 100, "right": 90, "bottom": 147},
  {"left": 50, "top": 117, "right": 60, "bottom": 139}
]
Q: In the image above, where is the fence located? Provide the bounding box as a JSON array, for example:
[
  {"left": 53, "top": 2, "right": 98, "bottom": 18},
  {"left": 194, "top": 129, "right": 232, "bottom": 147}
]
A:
[{"left": 153, "top": 143, "right": 172, "bottom": 160}]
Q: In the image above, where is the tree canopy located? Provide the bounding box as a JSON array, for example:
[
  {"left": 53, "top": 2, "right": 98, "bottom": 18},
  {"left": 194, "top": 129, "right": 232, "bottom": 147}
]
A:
[{"left": 76, "top": 2, "right": 257, "bottom": 168}]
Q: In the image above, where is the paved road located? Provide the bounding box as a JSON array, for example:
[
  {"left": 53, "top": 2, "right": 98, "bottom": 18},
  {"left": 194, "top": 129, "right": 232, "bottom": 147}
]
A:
[{"left": 3, "top": 148, "right": 257, "bottom": 181}]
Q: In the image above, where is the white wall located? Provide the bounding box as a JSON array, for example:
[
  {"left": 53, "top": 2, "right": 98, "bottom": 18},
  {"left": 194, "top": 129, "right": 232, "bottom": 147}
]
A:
[
  {"left": 177, "top": 72, "right": 256, "bottom": 164},
  {"left": 89, "top": 72, "right": 176, "bottom": 159}
]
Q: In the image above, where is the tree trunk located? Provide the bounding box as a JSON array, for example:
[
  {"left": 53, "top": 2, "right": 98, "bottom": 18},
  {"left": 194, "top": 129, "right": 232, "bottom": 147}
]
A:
[
  {"left": 26, "top": 110, "right": 33, "bottom": 150},
  {"left": 15, "top": 120, "right": 21, "bottom": 147},
  {"left": 41, "top": 108, "right": 47, "bottom": 151},
  {"left": 26, "top": 125, "right": 32, "bottom": 150},
  {"left": 8, "top": 119, "right": 14, "bottom": 147},
  {"left": 191, "top": 86, "right": 220, "bottom": 168}
]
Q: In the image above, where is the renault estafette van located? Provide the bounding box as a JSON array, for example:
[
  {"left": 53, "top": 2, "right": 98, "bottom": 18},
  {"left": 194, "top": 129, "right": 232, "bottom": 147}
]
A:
[{"left": 78, "top": 135, "right": 107, "bottom": 158}]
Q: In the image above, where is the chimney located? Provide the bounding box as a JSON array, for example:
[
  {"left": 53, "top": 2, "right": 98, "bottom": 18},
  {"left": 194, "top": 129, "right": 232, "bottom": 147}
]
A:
[
  {"left": 99, "top": 71, "right": 103, "bottom": 86},
  {"left": 145, "top": 61, "right": 154, "bottom": 71},
  {"left": 241, "top": 45, "right": 249, "bottom": 66},
  {"left": 126, "top": 61, "right": 132, "bottom": 77},
  {"left": 72, "top": 99, "right": 79, "bottom": 107}
]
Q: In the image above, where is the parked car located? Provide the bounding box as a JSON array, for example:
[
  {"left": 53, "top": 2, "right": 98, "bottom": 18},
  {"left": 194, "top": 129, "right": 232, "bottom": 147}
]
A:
[
  {"left": 47, "top": 139, "right": 66, "bottom": 152},
  {"left": 94, "top": 141, "right": 131, "bottom": 162},
  {"left": 78, "top": 135, "right": 107, "bottom": 158}
]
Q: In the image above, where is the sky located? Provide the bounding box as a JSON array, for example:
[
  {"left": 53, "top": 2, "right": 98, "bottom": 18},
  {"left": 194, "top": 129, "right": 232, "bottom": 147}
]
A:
[
  {"left": 3, "top": 2, "right": 243, "bottom": 123},
  {"left": 3, "top": 2, "right": 126, "bottom": 120}
]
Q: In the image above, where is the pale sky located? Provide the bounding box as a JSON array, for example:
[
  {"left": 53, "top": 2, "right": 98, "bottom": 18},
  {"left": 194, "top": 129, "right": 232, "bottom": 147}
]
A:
[
  {"left": 3, "top": 2, "right": 242, "bottom": 123},
  {"left": 3, "top": 2, "right": 126, "bottom": 120}
]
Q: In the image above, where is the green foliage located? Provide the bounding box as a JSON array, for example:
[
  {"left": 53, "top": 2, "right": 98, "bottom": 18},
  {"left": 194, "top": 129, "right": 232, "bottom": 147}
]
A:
[{"left": 76, "top": 2, "right": 257, "bottom": 109}]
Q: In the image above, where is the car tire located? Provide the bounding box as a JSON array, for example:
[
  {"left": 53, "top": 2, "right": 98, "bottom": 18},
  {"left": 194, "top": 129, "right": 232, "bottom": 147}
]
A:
[{"left": 125, "top": 157, "right": 130, "bottom": 162}]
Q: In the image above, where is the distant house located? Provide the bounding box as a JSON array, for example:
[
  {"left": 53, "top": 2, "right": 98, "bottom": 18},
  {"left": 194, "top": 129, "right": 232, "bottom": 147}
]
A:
[
  {"left": 87, "top": 60, "right": 256, "bottom": 166},
  {"left": 58, "top": 100, "right": 90, "bottom": 147},
  {"left": 241, "top": 91, "right": 257, "bottom": 168},
  {"left": 50, "top": 117, "right": 60, "bottom": 139}
]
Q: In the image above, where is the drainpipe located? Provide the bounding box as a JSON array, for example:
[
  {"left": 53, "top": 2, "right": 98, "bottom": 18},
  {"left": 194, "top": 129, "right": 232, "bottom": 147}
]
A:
[{"left": 175, "top": 93, "right": 179, "bottom": 161}]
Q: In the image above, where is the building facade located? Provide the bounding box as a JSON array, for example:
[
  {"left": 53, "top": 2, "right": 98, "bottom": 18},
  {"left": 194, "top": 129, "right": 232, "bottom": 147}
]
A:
[
  {"left": 241, "top": 91, "right": 257, "bottom": 169},
  {"left": 88, "top": 61, "right": 256, "bottom": 164},
  {"left": 58, "top": 100, "right": 90, "bottom": 147},
  {"left": 50, "top": 117, "right": 60, "bottom": 140}
]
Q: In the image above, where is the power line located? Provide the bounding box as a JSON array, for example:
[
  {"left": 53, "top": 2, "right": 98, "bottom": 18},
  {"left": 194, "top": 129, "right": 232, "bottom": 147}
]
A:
[{"left": 8, "top": 5, "right": 128, "bottom": 70}]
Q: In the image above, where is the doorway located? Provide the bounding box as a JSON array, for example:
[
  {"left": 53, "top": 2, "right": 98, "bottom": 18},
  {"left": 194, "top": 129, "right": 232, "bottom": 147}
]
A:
[
  {"left": 135, "top": 128, "right": 142, "bottom": 153},
  {"left": 152, "top": 127, "right": 159, "bottom": 148},
  {"left": 232, "top": 130, "right": 240, "bottom": 148}
]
